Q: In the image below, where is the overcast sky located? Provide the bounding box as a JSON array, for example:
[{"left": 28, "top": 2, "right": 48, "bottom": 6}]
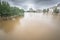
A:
[{"left": 1, "top": 0, "right": 60, "bottom": 10}]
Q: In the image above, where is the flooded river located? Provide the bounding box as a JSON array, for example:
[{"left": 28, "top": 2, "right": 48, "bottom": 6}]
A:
[{"left": 0, "top": 12, "right": 60, "bottom": 40}]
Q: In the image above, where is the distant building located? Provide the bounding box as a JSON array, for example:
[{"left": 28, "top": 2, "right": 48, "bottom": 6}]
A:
[
  {"left": 36, "top": 9, "right": 42, "bottom": 13},
  {"left": 48, "top": 8, "right": 53, "bottom": 13},
  {"left": 27, "top": 8, "right": 36, "bottom": 12},
  {"left": 29, "top": 8, "right": 34, "bottom": 11}
]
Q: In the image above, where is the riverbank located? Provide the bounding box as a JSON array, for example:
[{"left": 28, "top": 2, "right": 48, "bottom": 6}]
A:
[{"left": 0, "top": 16, "right": 24, "bottom": 21}]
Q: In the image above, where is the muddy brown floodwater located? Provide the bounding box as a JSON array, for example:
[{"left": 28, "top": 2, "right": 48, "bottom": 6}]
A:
[{"left": 0, "top": 12, "right": 60, "bottom": 40}]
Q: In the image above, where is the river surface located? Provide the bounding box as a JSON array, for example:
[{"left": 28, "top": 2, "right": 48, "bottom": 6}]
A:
[{"left": 0, "top": 12, "right": 60, "bottom": 40}]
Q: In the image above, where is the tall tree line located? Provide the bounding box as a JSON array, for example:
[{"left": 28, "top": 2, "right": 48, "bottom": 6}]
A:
[{"left": 0, "top": 1, "right": 24, "bottom": 17}]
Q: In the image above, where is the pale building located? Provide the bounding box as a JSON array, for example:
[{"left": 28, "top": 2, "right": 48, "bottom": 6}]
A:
[
  {"left": 49, "top": 8, "right": 53, "bottom": 13},
  {"left": 36, "top": 9, "right": 42, "bottom": 13}
]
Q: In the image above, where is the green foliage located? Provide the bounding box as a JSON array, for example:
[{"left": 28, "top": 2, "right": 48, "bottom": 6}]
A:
[
  {"left": 46, "top": 8, "right": 49, "bottom": 13},
  {"left": 53, "top": 7, "right": 59, "bottom": 14},
  {"left": 0, "top": 1, "right": 24, "bottom": 17},
  {"left": 10, "top": 7, "right": 24, "bottom": 16},
  {"left": 43, "top": 9, "right": 47, "bottom": 13},
  {"left": 0, "top": 1, "right": 1, "bottom": 16},
  {"left": 1, "top": 1, "right": 10, "bottom": 17}
]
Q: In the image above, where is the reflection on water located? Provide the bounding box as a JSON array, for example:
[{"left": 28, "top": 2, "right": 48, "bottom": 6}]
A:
[{"left": 0, "top": 12, "right": 60, "bottom": 40}]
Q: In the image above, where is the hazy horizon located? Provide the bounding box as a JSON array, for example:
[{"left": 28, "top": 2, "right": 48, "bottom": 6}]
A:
[{"left": 1, "top": 0, "right": 60, "bottom": 10}]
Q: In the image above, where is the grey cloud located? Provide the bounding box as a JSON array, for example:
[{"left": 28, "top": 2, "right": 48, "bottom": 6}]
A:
[
  {"left": 9, "top": 0, "right": 27, "bottom": 3},
  {"left": 1, "top": 0, "right": 60, "bottom": 10},
  {"left": 32, "top": 0, "right": 60, "bottom": 9}
]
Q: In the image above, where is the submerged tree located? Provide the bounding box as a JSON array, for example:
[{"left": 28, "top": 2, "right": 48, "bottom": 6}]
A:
[
  {"left": 53, "top": 7, "right": 59, "bottom": 15},
  {"left": 46, "top": 8, "right": 49, "bottom": 13},
  {"left": 43, "top": 9, "right": 47, "bottom": 13}
]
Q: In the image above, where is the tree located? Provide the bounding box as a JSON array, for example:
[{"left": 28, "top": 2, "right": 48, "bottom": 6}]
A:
[
  {"left": 43, "top": 9, "right": 47, "bottom": 13},
  {"left": 53, "top": 7, "right": 59, "bottom": 15},
  {"left": 46, "top": 8, "right": 49, "bottom": 13},
  {"left": 0, "top": 1, "right": 1, "bottom": 16},
  {"left": 1, "top": 1, "right": 10, "bottom": 17},
  {"left": 0, "top": 1, "right": 24, "bottom": 17},
  {"left": 10, "top": 7, "right": 24, "bottom": 16}
]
